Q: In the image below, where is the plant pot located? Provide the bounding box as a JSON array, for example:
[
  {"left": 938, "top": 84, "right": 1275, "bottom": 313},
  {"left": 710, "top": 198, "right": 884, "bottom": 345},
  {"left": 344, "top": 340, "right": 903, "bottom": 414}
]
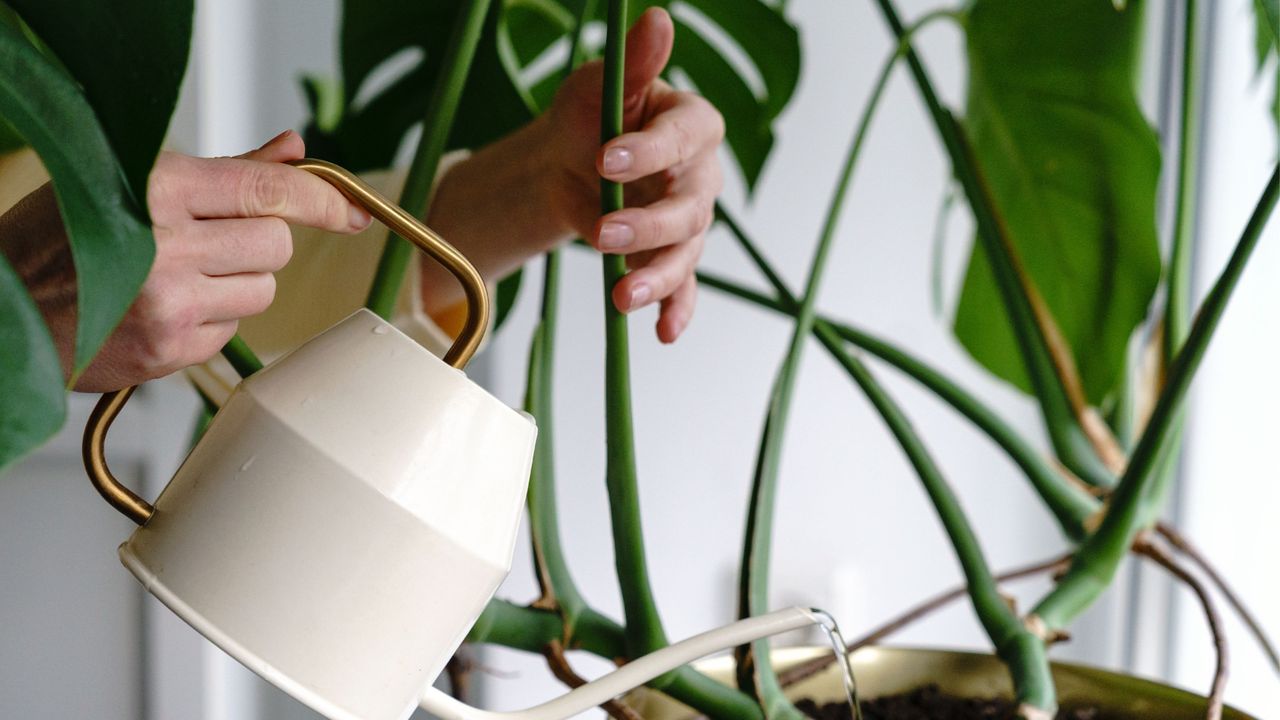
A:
[{"left": 624, "top": 646, "right": 1254, "bottom": 719}]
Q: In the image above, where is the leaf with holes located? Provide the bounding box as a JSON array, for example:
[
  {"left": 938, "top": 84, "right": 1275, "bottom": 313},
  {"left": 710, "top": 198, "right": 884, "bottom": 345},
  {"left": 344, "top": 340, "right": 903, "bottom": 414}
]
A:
[
  {"left": 318, "top": 0, "right": 799, "bottom": 188},
  {"left": 306, "top": 0, "right": 535, "bottom": 172},
  {"left": 953, "top": 0, "right": 1161, "bottom": 405}
]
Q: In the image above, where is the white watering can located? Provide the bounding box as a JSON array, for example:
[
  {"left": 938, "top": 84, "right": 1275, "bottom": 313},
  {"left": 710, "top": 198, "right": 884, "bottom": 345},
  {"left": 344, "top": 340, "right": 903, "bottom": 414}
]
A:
[{"left": 83, "top": 159, "right": 837, "bottom": 720}]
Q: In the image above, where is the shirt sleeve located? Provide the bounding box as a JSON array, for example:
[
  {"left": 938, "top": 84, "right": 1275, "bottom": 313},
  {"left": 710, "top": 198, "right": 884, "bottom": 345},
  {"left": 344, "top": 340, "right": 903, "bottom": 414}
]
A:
[{"left": 187, "top": 150, "right": 481, "bottom": 407}]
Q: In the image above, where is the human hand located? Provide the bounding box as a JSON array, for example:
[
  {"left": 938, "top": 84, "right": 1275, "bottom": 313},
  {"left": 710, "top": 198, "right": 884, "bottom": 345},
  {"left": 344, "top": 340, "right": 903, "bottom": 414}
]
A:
[
  {"left": 542, "top": 7, "right": 724, "bottom": 343},
  {"left": 8, "top": 130, "right": 372, "bottom": 391}
]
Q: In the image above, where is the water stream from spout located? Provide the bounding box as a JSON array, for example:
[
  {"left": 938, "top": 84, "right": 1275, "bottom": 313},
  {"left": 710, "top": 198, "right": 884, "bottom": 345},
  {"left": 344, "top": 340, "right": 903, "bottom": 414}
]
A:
[{"left": 805, "top": 608, "right": 862, "bottom": 720}]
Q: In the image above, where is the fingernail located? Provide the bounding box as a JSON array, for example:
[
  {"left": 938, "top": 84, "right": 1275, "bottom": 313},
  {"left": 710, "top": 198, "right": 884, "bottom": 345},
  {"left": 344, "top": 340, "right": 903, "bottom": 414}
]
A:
[
  {"left": 603, "top": 147, "right": 633, "bottom": 175},
  {"left": 350, "top": 206, "right": 371, "bottom": 229},
  {"left": 598, "top": 222, "right": 634, "bottom": 249},
  {"left": 628, "top": 283, "right": 651, "bottom": 310},
  {"left": 264, "top": 129, "right": 292, "bottom": 147}
]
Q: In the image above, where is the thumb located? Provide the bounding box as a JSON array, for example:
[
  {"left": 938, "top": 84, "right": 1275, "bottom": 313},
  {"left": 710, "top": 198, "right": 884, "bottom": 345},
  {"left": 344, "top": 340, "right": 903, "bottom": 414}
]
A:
[
  {"left": 236, "top": 129, "right": 306, "bottom": 163},
  {"left": 622, "top": 8, "right": 674, "bottom": 105}
]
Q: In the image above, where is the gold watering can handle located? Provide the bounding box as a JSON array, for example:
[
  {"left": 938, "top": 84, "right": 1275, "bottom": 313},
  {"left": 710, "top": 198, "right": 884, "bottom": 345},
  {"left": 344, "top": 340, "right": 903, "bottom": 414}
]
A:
[{"left": 84, "top": 158, "right": 491, "bottom": 526}]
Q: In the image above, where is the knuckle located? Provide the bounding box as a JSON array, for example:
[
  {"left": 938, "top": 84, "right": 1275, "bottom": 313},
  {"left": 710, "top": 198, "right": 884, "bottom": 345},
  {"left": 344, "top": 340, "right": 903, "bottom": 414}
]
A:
[
  {"left": 247, "top": 166, "right": 289, "bottom": 216},
  {"left": 644, "top": 210, "right": 669, "bottom": 244},
  {"left": 141, "top": 307, "right": 193, "bottom": 372},
  {"left": 146, "top": 153, "right": 187, "bottom": 214}
]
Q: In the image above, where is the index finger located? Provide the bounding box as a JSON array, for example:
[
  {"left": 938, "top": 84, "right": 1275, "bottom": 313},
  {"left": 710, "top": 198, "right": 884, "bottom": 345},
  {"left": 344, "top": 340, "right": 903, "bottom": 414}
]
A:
[{"left": 178, "top": 156, "right": 371, "bottom": 233}]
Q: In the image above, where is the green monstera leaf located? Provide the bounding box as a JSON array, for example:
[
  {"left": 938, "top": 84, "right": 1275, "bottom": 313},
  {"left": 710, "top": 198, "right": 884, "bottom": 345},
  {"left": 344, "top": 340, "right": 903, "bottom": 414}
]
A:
[
  {"left": 304, "top": 0, "right": 534, "bottom": 173},
  {"left": 0, "top": 3, "right": 191, "bottom": 471},
  {"left": 953, "top": 0, "right": 1162, "bottom": 405},
  {"left": 312, "top": 0, "right": 799, "bottom": 187}
]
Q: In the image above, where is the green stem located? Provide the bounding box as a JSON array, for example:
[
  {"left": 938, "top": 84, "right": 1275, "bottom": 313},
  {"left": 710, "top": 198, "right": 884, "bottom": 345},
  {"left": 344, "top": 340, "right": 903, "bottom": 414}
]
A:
[
  {"left": 735, "top": 27, "right": 905, "bottom": 717},
  {"left": 869, "top": 0, "right": 1115, "bottom": 489},
  {"left": 467, "top": 601, "right": 764, "bottom": 718},
  {"left": 810, "top": 321, "right": 1056, "bottom": 714},
  {"left": 600, "top": 0, "right": 670, "bottom": 668},
  {"left": 364, "top": 0, "right": 491, "bottom": 317},
  {"left": 219, "top": 334, "right": 263, "bottom": 378},
  {"left": 1139, "top": 0, "right": 1202, "bottom": 523},
  {"left": 1165, "top": 0, "right": 1199, "bottom": 363},
  {"left": 523, "top": 0, "right": 601, "bottom": 637},
  {"left": 1034, "top": 167, "right": 1279, "bottom": 631},
  {"left": 524, "top": 250, "right": 589, "bottom": 624},
  {"left": 698, "top": 267, "right": 1098, "bottom": 541}
]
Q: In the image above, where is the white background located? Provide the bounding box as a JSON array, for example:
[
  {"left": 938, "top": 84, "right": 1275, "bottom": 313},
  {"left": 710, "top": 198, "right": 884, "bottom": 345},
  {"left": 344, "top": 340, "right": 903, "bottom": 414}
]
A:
[{"left": 0, "top": 1, "right": 1275, "bottom": 718}]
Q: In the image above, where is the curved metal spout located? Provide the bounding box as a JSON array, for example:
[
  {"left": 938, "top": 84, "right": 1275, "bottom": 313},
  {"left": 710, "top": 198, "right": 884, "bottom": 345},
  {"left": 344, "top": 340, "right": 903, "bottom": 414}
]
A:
[{"left": 419, "top": 606, "right": 823, "bottom": 720}]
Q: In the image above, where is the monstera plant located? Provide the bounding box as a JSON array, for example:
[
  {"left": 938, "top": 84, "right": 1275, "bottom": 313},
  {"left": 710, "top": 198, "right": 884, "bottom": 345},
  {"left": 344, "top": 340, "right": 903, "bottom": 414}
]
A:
[{"left": 2, "top": 0, "right": 1278, "bottom": 719}]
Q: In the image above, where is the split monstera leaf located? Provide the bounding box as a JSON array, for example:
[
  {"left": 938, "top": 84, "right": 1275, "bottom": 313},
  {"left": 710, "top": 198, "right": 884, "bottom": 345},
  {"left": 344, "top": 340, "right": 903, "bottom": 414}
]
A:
[{"left": 0, "top": 1, "right": 193, "bottom": 470}]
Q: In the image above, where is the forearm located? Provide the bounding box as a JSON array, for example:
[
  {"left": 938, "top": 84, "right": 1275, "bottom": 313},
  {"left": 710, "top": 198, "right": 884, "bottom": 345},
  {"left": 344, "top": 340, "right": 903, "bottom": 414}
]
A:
[
  {"left": 422, "top": 116, "right": 570, "bottom": 312},
  {"left": 0, "top": 182, "right": 76, "bottom": 380}
]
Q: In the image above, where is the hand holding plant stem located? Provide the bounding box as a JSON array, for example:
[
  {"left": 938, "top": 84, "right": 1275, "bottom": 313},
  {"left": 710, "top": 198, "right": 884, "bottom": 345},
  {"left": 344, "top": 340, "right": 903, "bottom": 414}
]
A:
[{"left": 404, "top": 7, "right": 724, "bottom": 342}]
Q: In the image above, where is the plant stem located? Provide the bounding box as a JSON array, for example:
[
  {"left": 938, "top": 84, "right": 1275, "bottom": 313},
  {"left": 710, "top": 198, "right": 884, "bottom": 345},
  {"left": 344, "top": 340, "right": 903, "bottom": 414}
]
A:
[
  {"left": 811, "top": 320, "right": 1056, "bottom": 716},
  {"left": 364, "top": 0, "right": 491, "bottom": 318},
  {"left": 699, "top": 266, "right": 1098, "bottom": 541},
  {"left": 467, "top": 601, "right": 765, "bottom": 718},
  {"left": 220, "top": 334, "right": 263, "bottom": 378},
  {"left": 599, "top": 0, "right": 671, "bottom": 670},
  {"left": 524, "top": 0, "right": 600, "bottom": 636},
  {"left": 1165, "top": 0, "right": 1200, "bottom": 364},
  {"left": 735, "top": 28, "right": 902, "bottom": 718},
  {"left": 525, "top": 250, "right": 589, "bottom": 624},
  {"left": 868, "top": 0, "right": 1118, "bottom": 488},
  {"left": 1032, "top": 167, "right": 1278, "bottom": 631},
  {"left": 1140, "top": 0, "right": 1203, "bottom": 524}
]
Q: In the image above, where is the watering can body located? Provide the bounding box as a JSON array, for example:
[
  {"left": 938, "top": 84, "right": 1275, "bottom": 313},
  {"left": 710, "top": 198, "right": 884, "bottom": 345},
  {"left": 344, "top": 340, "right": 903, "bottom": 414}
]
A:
[{"left": 121, "top": 308, "right": 535, "bottom": 720}]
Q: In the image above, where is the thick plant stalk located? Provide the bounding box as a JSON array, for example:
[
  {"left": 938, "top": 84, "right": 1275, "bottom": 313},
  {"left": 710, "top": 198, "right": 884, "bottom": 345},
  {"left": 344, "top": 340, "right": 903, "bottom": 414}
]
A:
[
  {"left": 811, "top": 323, "right": 1056, "bottom": 718},
  {"left": 220, "top": 334, "right": 264, "bottom": 378},
  {"left": 735, "top": 33, "right": 901, "bottom": 718},
  {"left": 599, "top": 0, "right": 670, "bottom": 672},
  {"left": 1165, "top": 0, "right": 1201, "bottom": 364},
  {"left": 524, "top": 0, "right": 598, "bottom": 632},
  {"left": 364, "top": 0, "right": 491, "bottom": 317},
  {"left": 868, "top": 0, "right": 1118, "bottom": 488},
  {"left": 1138, "top": 0, "right": 1204, "bottom": 525},
  {"left": 704, "top": 211, "right": 1099, "bottom": 540},
  {"left": 467, "top": 600, "right": 765, "bottom": 718},
  {"left": 524, "top": 251, "right": 588, "bottom": 622},
  {"left": 1032, "top": 167, "right": 1279, "bottom": 632}
]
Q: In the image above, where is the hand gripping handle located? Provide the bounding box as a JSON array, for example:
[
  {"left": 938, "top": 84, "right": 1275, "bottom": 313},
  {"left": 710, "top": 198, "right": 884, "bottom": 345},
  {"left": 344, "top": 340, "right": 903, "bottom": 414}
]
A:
[{"left": 83, "top": 158, "right": 490, "bottom": 525}]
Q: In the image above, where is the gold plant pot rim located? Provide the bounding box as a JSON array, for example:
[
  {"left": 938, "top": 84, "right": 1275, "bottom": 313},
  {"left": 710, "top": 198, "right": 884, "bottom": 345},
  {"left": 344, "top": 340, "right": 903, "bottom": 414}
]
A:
[{"left": 625, "top": 645, "right": 1256, "bottom": 719}]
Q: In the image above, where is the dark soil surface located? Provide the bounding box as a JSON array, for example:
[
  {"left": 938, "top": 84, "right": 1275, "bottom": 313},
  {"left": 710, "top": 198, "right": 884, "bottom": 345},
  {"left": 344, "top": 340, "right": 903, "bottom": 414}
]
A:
[{"left": 796, "top": 684, "right": 1102, "bottom": 720}]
